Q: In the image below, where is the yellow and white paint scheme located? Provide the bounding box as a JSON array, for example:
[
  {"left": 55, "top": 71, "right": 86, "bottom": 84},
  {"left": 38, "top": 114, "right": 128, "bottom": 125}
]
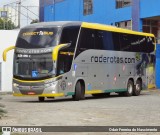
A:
[{"left": 2, "top": 21, "right": 156, "bottom": 100}]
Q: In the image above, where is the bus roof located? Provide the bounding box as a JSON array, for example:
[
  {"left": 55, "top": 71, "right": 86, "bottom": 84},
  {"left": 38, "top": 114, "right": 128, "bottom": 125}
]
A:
[
  {"left": 22, "top": 21, "right": 82, "bottom": 29},
  {"left": 82, "top": 22, "right": 155, "bottom": 37},
  {"left": 22, "top": 21, "right": 154, "bottom": 37}
]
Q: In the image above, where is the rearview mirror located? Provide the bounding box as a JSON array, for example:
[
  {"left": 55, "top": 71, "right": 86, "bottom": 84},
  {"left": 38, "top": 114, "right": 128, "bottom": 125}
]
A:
[
  {"left": 52, "top": 43, "right": 71, "bottom": 61},
  {"left": 3, "top": 46, "right": 15, "bottom": 62}
]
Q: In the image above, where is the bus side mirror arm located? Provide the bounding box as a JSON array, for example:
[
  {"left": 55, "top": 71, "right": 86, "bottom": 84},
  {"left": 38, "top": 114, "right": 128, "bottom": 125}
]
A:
[
  {"left": 52, "top": 43, "right": 71, "bottom": 61},
  {"left": 3, "top": 46, "right": 15, "bottom": 62}
]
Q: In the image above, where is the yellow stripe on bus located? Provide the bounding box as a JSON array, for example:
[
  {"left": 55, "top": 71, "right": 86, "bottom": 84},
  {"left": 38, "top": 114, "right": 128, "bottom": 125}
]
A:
[
  {"left": 60, "top": 51, "right": 74, "bottom": 55},
  {"left": 85, "top": 90, "right": 103, "bottom": 94},
  {"left": 13, "top": 75, "right": 62, "bottom": 83},
  {"left": 82, "top": 22, "right": 154, "bottom": 37}
]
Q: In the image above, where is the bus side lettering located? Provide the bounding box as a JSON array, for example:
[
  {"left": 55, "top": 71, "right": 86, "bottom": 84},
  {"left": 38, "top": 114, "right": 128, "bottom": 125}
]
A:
[{"left": 91, "top": 56, "right": 136, "bottom": 64}]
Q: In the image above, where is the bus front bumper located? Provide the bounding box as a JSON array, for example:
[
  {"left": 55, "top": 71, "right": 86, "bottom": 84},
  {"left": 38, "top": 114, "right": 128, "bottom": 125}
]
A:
[
  {"left": 12, "top": 80, "right": 62, "bottom": 97},
  {"left": 13, "top": 92, "right": 65, "bottom": 97}
]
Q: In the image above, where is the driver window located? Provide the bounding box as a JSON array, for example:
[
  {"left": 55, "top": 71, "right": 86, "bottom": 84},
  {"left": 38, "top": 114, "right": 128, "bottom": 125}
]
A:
[
  {"left": 60, "top": 26, "right": 80, "bottom": 49},
  {"left": 57, "top": 26, "right": 80, "bottom": 75}
]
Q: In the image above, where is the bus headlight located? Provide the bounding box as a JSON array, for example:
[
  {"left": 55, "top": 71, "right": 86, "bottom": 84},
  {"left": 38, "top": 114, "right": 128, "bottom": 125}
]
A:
[
  {"left": 45, "top": 81, "right": 58, "bottom": 88},
  {"left": 13, "top": 83, "right": 19, "bottom": 87}
]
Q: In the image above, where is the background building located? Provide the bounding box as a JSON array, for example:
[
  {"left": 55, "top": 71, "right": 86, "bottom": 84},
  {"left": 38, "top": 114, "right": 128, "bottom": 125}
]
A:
[
  {"left": 0, "top": 30, "right": 19, "bottom": 91},
  {"left": 39, "top": 0, "right": 160, "bottom": 88},
  {"left": 39, "top": 0, "right": 160, "bottom": 40}
]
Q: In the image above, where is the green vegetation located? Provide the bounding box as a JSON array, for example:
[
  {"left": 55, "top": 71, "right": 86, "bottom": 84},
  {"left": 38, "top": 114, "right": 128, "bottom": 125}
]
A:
[
  {"left": 30, "top": 19, "right": 39, "bottom": 24},
  {"left": 0, "top": 18, "right": 16, "bottom": 30}
]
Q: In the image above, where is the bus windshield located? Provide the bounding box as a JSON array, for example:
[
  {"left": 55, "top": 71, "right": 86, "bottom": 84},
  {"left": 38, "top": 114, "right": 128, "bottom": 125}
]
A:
[
  {"left": 13, "top": 53, "right": 55, "bottom": 80},
  {"left": 16, "top": 27, "right": 60, "bottom": 48}
]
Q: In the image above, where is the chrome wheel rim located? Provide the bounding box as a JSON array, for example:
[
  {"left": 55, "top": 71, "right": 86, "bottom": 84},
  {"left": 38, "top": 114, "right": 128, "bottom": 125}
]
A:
[
  {"left": 128, "top": 84, "right": 133, "bottom": 94},
  {"left": 136, "top": 84, "right": 140, "bottom": 91}
]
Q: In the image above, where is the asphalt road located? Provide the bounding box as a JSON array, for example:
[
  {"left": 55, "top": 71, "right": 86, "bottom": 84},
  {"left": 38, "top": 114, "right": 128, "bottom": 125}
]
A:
[{"left": 0, "top": 90, "right": 160, "bottom": 135}]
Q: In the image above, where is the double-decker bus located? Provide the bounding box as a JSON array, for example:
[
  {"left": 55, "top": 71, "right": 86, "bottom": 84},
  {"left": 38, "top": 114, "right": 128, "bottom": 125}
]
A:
[{"left": 3, "top": 21, "right": 155, "bottom": 101}]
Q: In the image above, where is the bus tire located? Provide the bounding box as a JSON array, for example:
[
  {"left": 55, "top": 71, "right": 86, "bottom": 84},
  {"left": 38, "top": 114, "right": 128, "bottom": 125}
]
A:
[
  {"left": 74, "top": 81, "right": 84, "bottom": 101},
  {"left": 133, "top": 79, "right": 142, "bottom": 96},
  {"left": 38, "top": 97, "right": 45, "bottom": 102},
  {"left": 124, "top": 80, "right": 133, "bottom": 96}
]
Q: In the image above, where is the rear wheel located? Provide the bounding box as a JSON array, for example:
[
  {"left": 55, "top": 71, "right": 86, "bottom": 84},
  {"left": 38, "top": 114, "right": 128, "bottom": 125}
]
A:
[
  {"left": 124, "top": 80, "right": 133, "bottom": 96},
  {"left": 38, "top": 97, "right": 45, "bottom": 102},
  {"left": 73, "top": 81, "right": 85, "bottom": 101},
  {"left": 133, "top": 79, "right": 142, "bottom": 96}
]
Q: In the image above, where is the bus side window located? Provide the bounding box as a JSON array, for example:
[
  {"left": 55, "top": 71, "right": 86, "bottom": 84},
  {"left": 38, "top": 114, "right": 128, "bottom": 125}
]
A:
[
  {"left": 76, "top": 28, "right": 95, "bottom": 55},
  {"left": 58, "top": 26, "right": 80, "bottom": 75},
  {"left": 146, "top": 37, "right": 155, "bottom": 53},
  {"left": 120, "top": 34, "right": 155, "bottom": 53},
  {"left": 95, "top": 30, "right": 103, "bottom": 50},
  {"left": 112, "top": 32, "right": 120, "bottom": 51},
  {"left": 60, "top": 26, "right": 80, "bottom": 49},
  {"left": 120, "top": 34, "right": 131, "bottom": 51},
  {"left": 94, "top": 30, "right": 120, "bottom": 51},
  {"left": 130, "top": 35, "right": 148, "bottom": 53}
]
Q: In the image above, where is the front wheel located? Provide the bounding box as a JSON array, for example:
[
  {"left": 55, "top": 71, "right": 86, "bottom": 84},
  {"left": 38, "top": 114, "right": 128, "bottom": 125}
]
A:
[
  {"left": 73, "top": 81, "right": 85, "bottom": 101},
  {"left": 124, "top": 80, "right": 133, "bottom": 96},
  {"left": 133, "top": 80, "right": 142, "bottom": 96},
  {"left": 38, "top": 97, "right": 45, "bottom": 102}
]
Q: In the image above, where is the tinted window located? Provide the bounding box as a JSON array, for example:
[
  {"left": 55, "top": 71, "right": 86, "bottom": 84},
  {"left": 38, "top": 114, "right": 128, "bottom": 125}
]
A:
[
  {"left": 95, "top": 30, "right": 103, "bottom": 49},
  {"left": 13, "top": 53, "right": 54, "bottom": 80},
  {"left": 77, "top": 28, "right": 95, "bottom": 49},
  {"left": 130, "top": 35, "right": 147, "bottom": 52},
  {"left": 111, "top": 32, "right": 121, "bottom": 50},
  {"left": 120, "top": 33, "right": 155, "bottom": 53},
  {"left": 76, "top": 28, "right": 121, "bottom": 56},
  {"left": 16, "top": 28, "right": 59, "bottom": 48},
  {"left": 60, "top": 26, "right": 80, "bottom": 49},
  {"left": 76, "top": 28, "right": 155, "bottom": 56},
  {"left": 95, "top": 30, "right": 120, "bottom": 51},
  {"left": 120, "top": 34, "right": 131, "bottom": 51},
  {"left": 147, "top": 37, "right": 155, "bottom": 53}
]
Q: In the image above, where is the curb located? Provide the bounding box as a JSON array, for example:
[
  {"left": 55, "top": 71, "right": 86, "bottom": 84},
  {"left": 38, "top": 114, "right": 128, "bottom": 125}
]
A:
[
  {"left": 0, "top": 92, "right": 12, "bottom": 95},
  {"left": 142, "top": 89, "right": 160, "bottom": 93}
]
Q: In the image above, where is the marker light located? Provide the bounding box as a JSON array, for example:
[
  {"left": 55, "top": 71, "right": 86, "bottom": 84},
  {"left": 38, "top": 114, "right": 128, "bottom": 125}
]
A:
[{"left": 28, "top": 92, "right": 36, "bottom": 95}]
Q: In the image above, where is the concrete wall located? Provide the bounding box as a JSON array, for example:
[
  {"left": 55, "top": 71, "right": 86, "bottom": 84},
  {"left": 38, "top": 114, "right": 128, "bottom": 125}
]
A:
[{"left": 0, "top": 30, "right": 19, "bottom": 92}]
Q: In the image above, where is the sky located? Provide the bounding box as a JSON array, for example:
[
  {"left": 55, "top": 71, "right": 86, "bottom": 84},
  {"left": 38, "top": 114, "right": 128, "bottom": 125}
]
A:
[
  {"left": 0, "top": 0, "right": 39, "bottom": 27},
  {"left": 0, "top": 0, "right": 39, "bottom": 9}
]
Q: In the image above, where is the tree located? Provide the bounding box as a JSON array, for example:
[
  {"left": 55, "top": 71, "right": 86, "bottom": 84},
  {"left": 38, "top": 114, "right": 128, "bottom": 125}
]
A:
[
  {"left": 30, "top": 19, "right": 39, "bottom": 24},
  {"left": 0, "top": 18, "right": 16, "bottom": 30}
]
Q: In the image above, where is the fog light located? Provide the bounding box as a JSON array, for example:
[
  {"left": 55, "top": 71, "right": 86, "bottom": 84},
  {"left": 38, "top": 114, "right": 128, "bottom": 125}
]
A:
[{"left": 13, "top": 83, "right": 19, "bottom": 87}]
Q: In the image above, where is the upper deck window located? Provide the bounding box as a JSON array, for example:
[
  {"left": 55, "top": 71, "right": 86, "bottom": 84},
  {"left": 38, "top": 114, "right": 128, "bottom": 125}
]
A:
[
  {"left": 83, "top": 0, "right": 93, "bottom": 16},
  {"left": 116, "top": 0, "right": 132, "bottom": 9},
  {"left": 16, "top": 27, "right": 60, "bottom": 48}
]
